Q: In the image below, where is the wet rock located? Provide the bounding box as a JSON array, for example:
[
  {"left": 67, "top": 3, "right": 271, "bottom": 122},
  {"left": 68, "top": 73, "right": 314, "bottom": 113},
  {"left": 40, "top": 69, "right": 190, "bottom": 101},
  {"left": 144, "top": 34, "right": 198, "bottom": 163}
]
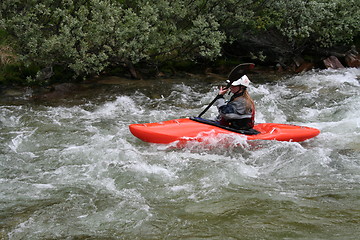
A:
[
  {"left": 295, "top": 62, "right": 315, "bottom": 73},
  {"left": 275, "top": 63, "right": 283, "bottom": 72},
  {"left": 37, "top": 83, "right": 80, "bottom": 100},
  {"left": 293, "top": 56, "right": 305, "bottom": 67},
  {"left": 345, "top": 53, "right": 360, "bottom": 68},
  {"left": 323, "top": 56, "right": 344, "bottom": 69},
  {"left": 157, "top": 72, "right": 166, "bottom": 77}
]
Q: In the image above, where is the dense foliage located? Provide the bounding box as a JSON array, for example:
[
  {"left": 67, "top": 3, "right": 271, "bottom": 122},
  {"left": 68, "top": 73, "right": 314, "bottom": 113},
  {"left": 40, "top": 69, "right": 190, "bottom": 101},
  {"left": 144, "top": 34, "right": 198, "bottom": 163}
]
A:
[
  {"left": 254, "top": 0, "right": 360, "bottom": 57},
  {"left": 0, "top": 0, "right": 359, "bottom": 84}
]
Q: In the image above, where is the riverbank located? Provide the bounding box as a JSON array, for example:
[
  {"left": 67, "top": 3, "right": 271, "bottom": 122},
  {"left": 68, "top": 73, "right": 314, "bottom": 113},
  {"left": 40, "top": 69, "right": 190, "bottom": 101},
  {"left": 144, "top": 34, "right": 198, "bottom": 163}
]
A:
[
  {"left": 1, "top": 53, "right": 359, "bottom": 105},
  {"left": 0, "top": 65, "right": 285, "bottom": 105}
]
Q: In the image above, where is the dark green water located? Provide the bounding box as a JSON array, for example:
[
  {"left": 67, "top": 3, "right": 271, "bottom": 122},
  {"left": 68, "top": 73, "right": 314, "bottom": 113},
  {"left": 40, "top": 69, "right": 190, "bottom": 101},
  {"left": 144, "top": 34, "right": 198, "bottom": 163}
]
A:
[{"left": 1, "top": 68, "right": 360, "bottom": 239}]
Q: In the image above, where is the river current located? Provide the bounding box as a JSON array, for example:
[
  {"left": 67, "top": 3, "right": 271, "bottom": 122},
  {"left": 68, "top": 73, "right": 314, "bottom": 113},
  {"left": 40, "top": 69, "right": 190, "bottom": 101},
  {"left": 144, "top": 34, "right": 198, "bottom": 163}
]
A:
[{"left": 1, "top": 68, "right": 360, "bottom": 239}]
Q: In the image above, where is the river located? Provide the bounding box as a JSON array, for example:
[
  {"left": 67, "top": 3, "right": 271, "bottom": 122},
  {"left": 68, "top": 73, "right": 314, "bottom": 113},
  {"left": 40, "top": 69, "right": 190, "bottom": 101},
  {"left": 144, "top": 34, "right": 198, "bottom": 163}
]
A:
[{"left": 1, "top": 68, "right": 360, "bottom": 239}]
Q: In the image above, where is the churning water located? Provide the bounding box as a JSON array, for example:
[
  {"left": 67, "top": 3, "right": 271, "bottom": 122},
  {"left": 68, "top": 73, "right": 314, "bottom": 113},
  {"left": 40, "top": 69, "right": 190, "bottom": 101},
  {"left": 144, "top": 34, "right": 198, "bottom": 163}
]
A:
[{"left": 1, "top": 68, "right": 360, "bottom": 239}]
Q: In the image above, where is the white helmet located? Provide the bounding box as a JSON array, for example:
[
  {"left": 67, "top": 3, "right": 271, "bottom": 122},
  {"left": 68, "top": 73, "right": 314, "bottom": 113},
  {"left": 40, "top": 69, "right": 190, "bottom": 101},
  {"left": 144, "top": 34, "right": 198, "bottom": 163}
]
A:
[{"left": 227, "top": 75, "right": 251, "bottom": 88}]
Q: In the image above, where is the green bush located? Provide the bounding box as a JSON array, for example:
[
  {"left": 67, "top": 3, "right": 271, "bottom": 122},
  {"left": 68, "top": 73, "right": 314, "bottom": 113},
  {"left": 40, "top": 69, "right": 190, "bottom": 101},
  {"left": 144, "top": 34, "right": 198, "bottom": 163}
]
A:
[
  {"left": 0, "top": 0, "right": 359, "bottom": 84},
  {"left": 0, "top": 0, "right": 226, "bottom": 83}
]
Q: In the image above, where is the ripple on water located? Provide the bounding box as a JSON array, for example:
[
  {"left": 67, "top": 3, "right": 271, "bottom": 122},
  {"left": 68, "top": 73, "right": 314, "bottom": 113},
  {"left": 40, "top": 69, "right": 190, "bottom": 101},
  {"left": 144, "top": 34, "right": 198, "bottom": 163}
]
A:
[{"left": 1, "top": 68, "right": 360, "bottom": 239}]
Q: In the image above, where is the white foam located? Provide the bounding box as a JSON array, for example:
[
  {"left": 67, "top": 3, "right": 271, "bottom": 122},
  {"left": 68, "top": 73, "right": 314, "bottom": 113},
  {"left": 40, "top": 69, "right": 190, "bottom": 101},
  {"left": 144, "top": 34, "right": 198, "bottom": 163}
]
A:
[{"left": 2, "top": 68, "right": 360, "bottom": 239}]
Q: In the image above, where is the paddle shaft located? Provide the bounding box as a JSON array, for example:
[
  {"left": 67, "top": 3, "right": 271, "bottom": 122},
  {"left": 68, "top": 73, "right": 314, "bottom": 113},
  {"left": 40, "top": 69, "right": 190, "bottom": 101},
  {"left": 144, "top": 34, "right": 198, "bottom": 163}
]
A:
[
  {"left": 197, "top": 95, "right": 220, "bottom": 118},
  {"left": 197, "top": 84, "right": 231, "bottom": 118}
]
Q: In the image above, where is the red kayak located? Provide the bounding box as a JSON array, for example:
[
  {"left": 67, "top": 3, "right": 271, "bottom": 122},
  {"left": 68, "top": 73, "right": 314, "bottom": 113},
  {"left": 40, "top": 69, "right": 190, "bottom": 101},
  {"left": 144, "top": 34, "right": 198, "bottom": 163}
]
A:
[{"left": 129, "top": 117, "right": 320, "bottom": 145}]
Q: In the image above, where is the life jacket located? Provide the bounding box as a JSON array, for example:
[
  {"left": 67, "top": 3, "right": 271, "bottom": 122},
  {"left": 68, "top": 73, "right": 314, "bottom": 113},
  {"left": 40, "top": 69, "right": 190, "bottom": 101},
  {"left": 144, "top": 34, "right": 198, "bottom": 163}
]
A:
[{"left": 220, "top": 98, "right": 255, "bottom": 130}]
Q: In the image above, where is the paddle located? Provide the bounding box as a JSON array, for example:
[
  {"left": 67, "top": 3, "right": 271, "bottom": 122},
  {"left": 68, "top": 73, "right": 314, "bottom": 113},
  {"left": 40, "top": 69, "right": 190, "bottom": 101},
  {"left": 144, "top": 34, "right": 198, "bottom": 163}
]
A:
[{"left": 197, "top": 63, "right": 255, "bottom": 118}]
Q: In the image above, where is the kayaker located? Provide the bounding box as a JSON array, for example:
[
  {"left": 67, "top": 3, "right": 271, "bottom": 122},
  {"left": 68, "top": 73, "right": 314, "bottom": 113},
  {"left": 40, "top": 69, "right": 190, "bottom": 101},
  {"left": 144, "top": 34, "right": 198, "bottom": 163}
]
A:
[{"left": 214, "top": 75, "right": 255, "bottom": 130}]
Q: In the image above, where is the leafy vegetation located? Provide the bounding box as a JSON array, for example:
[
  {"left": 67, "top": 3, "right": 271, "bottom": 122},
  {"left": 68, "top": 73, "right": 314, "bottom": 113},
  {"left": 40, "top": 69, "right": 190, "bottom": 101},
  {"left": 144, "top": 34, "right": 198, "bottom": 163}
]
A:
[{"left": 0, "top": 0, "right": 359, "bottom": 85}]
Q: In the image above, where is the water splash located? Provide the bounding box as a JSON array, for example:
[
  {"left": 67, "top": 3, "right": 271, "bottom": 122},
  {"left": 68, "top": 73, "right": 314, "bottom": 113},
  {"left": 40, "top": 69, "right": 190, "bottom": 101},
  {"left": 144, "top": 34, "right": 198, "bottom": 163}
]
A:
[{"left": 1, "top": 68, "right": 360, "bottom": 239}]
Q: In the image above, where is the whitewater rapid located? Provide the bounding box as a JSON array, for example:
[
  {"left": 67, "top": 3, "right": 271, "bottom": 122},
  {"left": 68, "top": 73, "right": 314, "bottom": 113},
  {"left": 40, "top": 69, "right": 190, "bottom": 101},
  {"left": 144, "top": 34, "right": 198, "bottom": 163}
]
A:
[{"left": 1, "top": 68, "right": 360, "bottom": 239}]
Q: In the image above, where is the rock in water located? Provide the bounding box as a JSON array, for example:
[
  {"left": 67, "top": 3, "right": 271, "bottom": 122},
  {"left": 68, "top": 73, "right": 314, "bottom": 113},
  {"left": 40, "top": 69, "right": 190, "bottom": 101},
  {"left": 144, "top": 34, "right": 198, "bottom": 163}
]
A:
[{"left": 323, "top": 56, "right": 344, "bottom": 69}]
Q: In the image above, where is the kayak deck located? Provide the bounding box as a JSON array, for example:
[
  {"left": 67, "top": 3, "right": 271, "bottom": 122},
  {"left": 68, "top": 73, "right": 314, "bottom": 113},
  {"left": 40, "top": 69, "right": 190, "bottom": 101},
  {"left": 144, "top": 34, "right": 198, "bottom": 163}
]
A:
[{"left": 129, "top": 118, "right": 320, "bottom": 144}]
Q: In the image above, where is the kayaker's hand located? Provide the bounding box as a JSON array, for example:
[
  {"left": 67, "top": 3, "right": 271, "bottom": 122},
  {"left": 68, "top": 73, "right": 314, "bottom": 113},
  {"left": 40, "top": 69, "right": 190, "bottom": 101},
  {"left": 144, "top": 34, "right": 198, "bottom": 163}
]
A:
[{"left": 218, "top": 86, "right": 228, "bottom": 96}]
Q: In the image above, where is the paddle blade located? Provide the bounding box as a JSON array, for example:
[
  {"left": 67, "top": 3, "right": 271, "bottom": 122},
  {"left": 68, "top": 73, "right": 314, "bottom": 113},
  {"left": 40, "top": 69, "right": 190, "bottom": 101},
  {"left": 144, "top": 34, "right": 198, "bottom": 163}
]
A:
[{"left": 228, "top": 63, "right": 255, "bottom": 82}]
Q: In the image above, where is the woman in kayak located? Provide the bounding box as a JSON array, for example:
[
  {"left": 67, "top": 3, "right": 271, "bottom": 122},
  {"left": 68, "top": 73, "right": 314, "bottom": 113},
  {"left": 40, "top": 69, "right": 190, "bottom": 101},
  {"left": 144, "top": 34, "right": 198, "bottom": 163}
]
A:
[{"left": 214, "top": 75, "right": 255, "bottom": 130}]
